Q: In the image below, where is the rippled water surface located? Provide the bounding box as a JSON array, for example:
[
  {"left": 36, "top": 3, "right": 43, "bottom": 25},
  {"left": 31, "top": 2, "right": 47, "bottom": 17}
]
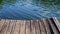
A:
[{"left": 0, "top": 0, "right": 60, "bottom": 21}]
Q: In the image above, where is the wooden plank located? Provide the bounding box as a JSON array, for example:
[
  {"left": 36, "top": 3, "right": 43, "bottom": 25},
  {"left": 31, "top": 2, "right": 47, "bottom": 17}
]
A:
[
  {"left": 0, "top": 20, "right": 6, "bottom": 34},
  {"left": 0, "top": 19, "right": 10, "bottom": 34},
  {"left": 33, "top": 20, "right": 40, "bottom": 34},
  {"left": 10, "top": 20, "right": 16, "bottom": 34},
  {"left": 39, "top": 19, "right": 47, "bottom": 34},
  {"left": 25, "top": 20, "right": 31, "bottom": 34},
  {"left": 31, "top": 20, "right": 36, "bottom": 34},
  {"left": 0, "top": 20, "right": 2, "bottom": 31},
  {"left": 52, "top": 17, "right": 60, "bottom": 31},
  {"left": 20, "top": 20, "right": 26, "bottom": 34},
  {"left": 0, "top": 19, "right": 5, "bottom": 32},
  {"left": 13, "top": 20, "right": 20, "bottom": 34},
  {"left": 42, "top": 19, "right": 52, "bottom": 34},
  {"left": 47, "top": 18, "right": 59, "bottom": 34},
  {"left": 6, "top": 20, "right": 16, "bottom": 34},
  {"left": 4, "top": 20, "right": 10, "bottom": 34}
]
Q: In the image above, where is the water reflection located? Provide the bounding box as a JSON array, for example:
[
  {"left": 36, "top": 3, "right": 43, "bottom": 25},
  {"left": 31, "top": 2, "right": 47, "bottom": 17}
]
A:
[
  {"left": 0, "top": 0, "right": 16, "bottom": 9},
  {"left": 0, "top": 0, "right": 3, "bottom": 9},
  {"left": 0, "top": 0, "right": 2, "bottom": 4},
  {"left": 0, "top": 0, "right": 60, "bottom": 9},
  {"left": 0, "top": 0, "right": 16, "bottom": 4},
  {"left": 0, "top": 0, "right": 60, "bottom": 21}
]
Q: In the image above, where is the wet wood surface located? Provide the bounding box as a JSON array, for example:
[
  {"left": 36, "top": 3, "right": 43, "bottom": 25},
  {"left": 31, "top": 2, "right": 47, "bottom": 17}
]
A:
[{"left": 0, "top": 17, "right": 60, "bottom": 34}]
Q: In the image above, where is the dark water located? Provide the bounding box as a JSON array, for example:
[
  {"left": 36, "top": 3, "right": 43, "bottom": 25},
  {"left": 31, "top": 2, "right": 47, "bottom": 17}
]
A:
[{"left": 0, "top": 0, "right": 60, "bottom": 21}]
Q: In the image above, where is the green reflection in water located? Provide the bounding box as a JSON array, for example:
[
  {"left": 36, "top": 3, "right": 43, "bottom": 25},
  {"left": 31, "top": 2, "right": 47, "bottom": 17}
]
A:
[
  {"left": 0, "top": 0, "right": 16, "bottom": 9},
  {"left": 0, "top": 0, "right": 3, "bottom": 9},
  {"left": 0, "top": 0, "right": 60, "bottom": 9},
  {"left": 0, "top": 0, "right": 2, "bottom": 4},
  {"left": 41, "top": 0, "right": 60, "bottom": 7},
  {"left": 33, "top": 0, "right": 60, "bottom": 7},
  {"left": 3, "top": 0, "right": 16, "bottom": 5}
]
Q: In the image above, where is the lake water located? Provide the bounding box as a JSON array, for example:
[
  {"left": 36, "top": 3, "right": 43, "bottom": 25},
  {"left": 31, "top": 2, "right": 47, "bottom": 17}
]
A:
[{"left": 0, "top": 0, "right": 60, "bottom": 21}]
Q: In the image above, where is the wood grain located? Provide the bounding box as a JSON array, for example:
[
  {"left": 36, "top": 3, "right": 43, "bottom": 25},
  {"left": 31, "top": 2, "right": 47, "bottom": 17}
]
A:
[{"left": 0, "top": 17, "right": 60, "bottom": 34}]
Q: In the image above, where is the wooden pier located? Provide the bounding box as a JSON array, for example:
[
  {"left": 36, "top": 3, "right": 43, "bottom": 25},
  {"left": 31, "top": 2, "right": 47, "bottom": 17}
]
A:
[{"left": 0, "top": 17, "right": 60, "bottom": 34}]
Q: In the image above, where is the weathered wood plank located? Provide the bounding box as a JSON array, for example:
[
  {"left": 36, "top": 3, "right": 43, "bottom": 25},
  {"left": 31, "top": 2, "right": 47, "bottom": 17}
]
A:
[
  {"left": 31, "top": 20, "right": 36, "bottom": 34},
  {"left": 25, "top": 20, "right": 31, "bottom": 34},
  {"left": 47, "top": 18, "right": 59, "bottom": 34},
  {"left": 20, "top": 20, "right": 26, "bottom": 34},
  {"left": 10, "top": 20, "right": 16, "bottom": 34},
  {"left": 0, "top": 20, "right": 6, "bottom": 34},
  {"left": 52, "top": 17, "right": 60, "bottom": 31},
  {"left": 42, "top": 19, "right": 52, "bottom": 34},
  {"left": 0, "top": 19, "right": 5, "bottom": 32},
  {"left": 4, "top": 20, "right": 10, "bottom": 34},
  {"left": 13, "top": 20, "right": 20, "bottom": 34},
  {"left": 0, "top": 19, "right": 10, "bottom": 34},
  {"left": 39, "top": 20, "right": 47, "bottom": 34},
  {"left": 6, "top": 20, "right": 16, "bottom": 34},
  {"left": 33, "top": 20, "right": 40, "bottom": 34}
]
